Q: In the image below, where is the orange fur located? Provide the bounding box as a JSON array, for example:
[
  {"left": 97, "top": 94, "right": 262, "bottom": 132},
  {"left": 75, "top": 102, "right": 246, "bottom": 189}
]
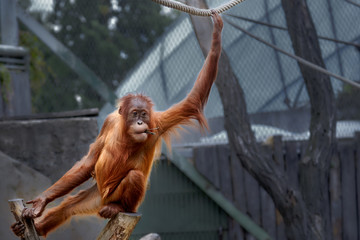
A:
[{"left": 14, "top": 13, "right": 223, "bottom": 237}]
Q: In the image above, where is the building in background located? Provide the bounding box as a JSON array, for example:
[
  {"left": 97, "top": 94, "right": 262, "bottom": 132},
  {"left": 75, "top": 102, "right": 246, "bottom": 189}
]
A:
[{"left": 100, "top": 0, "right": 360, "bottom": 144}]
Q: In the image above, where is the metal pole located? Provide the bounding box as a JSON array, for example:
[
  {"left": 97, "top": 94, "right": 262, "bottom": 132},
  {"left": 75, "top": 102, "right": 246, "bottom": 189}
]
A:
[{"left": 1, "top": 0, "right": 18, "bottom": 45}]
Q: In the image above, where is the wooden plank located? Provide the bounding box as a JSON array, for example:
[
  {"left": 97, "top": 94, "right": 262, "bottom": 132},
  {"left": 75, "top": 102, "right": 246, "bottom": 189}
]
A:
[
  {"left": 273, "top": 135, "right": 284, "bottom": 169},
  {"left": 229, "top": 150, "right": 258, "bottom": 240},
  {"left": 171, "top": 151, "right": 272, "bottom": 240},
  {"left": 194, "top": 146, "right": 220, "bottom": 189},
  {"left": 243, "top": 167, "right": 261, "bottom": 240},
  {"left": 228, "top": 219, "right": 244, "bottom": 240},
  {"left": 230, "top": 151, "right": 247, "bottom": 212},
  {"left": 260, "top": 188, "right": 276, "bottom": 240},
  {"left": 216, "top": 145, "right": 233, "bottom": 200},
  {"left": 275, "top": 209, "right": 286, "bottom": 240},
  {"left": 229, "top": 150, "right": 246, "bottom": 239},
  {"left": 330, "top": 153, "right": 342, "bottom": 240},
  {"left": 355, "top": 132, "right": 360, "bottom": 240},
  {"left": 300, "top": 141, "right": 308, "bottom": 155},
  {"left": 272, "top": 135, "right": 286, "bottom": 240},
  {"left": 193, "top": 146, "right": 206, "bottom": 178},
  {"left": 340, "top": 143, "right": 358, "bottom": 240},
  {"left": 285, "top": 141, "right": 299, "bottom": 188}
]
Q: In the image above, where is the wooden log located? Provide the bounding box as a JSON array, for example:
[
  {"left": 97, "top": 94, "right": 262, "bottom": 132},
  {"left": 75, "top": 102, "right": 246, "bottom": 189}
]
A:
[
  {"left": 97, "top": 212, "right": 141, "bottom": 240},
  {"left": 8, "top": 199, "right": 40, "bottom": 240}
]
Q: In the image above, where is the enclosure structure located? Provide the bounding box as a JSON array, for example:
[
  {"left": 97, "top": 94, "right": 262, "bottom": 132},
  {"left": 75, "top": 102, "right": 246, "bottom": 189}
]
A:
[
  {"left": 98, "top": 0, "right": 360, "bottom": 239},
  {"left": 1, "top": 0, "right": 359, "bottom": 239},
  {"left": 100, "top": 0, "right": 360, "bottom": 139},
  {"left": 131, "top": 156, "right": 229, "bottom": 240}
]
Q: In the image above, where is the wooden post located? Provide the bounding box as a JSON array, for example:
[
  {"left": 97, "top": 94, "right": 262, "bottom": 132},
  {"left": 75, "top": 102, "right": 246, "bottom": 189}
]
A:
[
  {"left": 8, "top": 199, "right": 40, "bottom": 240},
  {"left": 97, "top": 212, "right": 141, "bottom": 240},
  {"left": 355, "top": 131, "right": 360, "bottom": 240}
]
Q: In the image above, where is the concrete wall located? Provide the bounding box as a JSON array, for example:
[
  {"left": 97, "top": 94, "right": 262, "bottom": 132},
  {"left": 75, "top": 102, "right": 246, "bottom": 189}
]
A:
[
  {"left": 0, "top": 115, "right": 107, "bottom": 239},
  {"left": 0, "top": 117, "right": 98, "bottom": 181}
]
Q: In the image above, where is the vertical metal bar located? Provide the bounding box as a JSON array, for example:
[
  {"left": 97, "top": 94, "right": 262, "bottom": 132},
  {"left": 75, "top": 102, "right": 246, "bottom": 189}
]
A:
[
  {"left": 327, "top": 0, "right": 344, "bottom": 76},
  {"left": 263, "top": 0, "right": 290, "bottom": 109},
  {"left": 160, "top": 41, "right": 169, "bottom": 102},
  {"left": 1, "top": 0, "right": 18, "bottom": 45}
]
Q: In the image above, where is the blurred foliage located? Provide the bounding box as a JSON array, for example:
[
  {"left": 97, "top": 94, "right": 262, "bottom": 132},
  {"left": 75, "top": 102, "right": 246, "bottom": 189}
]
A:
[
  {"left": 20, "top": 0, "right": 177, "bottom": 113},
  {"left": 19, "top": 32, "right": 46, "bottom": 91},
  {"left": 0, "top": 64, "right": 11, "bottom": 103},
  {"left": 17, "top": 0, "right": 31, "bottom": 9},
  {"left": 337, "top": 84, "right": 360, "bottom": 120}
]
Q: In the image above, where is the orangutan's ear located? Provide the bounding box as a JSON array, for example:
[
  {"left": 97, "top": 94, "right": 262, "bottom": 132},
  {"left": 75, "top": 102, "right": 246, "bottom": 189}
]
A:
[{"left": 117, "top": 98, "right": 123, "bottom": 115}]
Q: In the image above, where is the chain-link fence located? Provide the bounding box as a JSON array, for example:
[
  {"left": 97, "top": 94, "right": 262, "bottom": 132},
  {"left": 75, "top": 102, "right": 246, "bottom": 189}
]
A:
[
  {"left": 1, "top": 1, "right": 360, "bottom": 239},
  {"left": 7, "top": 0, "right": 360, "bottom": 141},
  {"left": 13, "top": 0, "right": 178, "bottom": 113}
]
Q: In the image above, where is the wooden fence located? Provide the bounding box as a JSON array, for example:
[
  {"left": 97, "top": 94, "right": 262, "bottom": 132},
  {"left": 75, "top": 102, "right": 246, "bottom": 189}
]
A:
[{"left": 193, "top": 134, "right": 360, "bottom": 240}]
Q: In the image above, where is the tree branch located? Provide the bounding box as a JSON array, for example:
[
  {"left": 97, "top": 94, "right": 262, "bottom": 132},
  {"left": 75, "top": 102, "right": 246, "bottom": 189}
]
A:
[
  {"left": 281, "top": 1, "right": 336, "bottom": 239},
  {"left": 187, "top": 1, "right": 309, "bottom": 239}
]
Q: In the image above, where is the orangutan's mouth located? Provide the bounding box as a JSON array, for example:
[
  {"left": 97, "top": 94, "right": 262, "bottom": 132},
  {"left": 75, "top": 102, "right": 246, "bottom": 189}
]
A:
[{"left": 144, "top": 127, "right": 159, "bottom": 135}]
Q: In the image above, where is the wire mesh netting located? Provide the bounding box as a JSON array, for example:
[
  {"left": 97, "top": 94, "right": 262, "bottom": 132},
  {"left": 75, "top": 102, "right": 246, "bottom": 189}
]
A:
[
  {"left": 0, "top": 0, "right": 359, "bottom": 240},
  {"left": 13, "top": 0, "right": 178, "bottom": 112},
  {"left": 13, "top": 0, "right": 360, "bottom": 143}
]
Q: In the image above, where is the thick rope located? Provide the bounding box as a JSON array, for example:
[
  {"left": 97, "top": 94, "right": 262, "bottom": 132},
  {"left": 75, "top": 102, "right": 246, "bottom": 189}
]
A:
[{"left": 151, "top": 0, "right": 246, "bottom": 16}]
